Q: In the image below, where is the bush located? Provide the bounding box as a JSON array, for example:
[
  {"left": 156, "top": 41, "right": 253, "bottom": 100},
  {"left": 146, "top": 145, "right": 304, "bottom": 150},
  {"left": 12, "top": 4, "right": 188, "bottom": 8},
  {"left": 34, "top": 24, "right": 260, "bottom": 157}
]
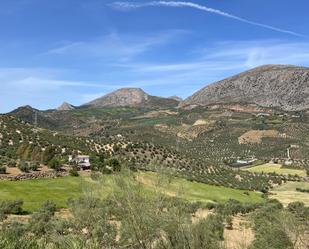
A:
[
  {"left": 0, "top": 166, "right": 6, "bottom": 174},
  {"left": 225, "top": 216, "right": 233, "bottom": 230},
  {"left": 0, "top": 200, "right": 24, "bottom": 217},
  {"left": 29, "top": 161, "right": 40, "bottom": 171},
  {"left": 101, "top": 166, "right": 113, "bottom": 175},
  {"left": 69, "top": 167, "right": 79, "bottom": 177},
  {"left": 90, "top": 171, "right": 102, "bottom": 181},
  {"left": 28, "top": 201, "right": 57, "bottom": 235},
  {"left": 48, "top": 158, "right": 62, "bottom": 171},
  {"left": 18, "top": 161, "right": 29, "bottom": 173},
  {"left": 7, "top": 160, "right": 17, "bottom": 168},
  {"left": 250, "top": 225, "right": 293, "bottom": 249},
  {"left": 106, "top": 158, "right": 121, "bottom": 172}
]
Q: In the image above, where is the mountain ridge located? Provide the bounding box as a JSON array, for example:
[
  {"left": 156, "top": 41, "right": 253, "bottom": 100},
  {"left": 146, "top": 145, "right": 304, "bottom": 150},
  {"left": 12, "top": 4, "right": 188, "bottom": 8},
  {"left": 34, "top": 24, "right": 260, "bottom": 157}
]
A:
[{"left": 182, "top": 64, "right": 309, "bottom": 111}]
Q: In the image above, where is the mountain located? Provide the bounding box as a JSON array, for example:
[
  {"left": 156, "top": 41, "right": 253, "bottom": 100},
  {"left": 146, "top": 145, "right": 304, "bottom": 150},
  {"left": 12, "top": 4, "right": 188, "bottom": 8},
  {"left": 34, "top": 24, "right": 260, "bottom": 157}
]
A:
[
  {"left": 182, "top": 65, "right": 309, "bottom": 111},
  {"left": 83, "top": 88, "right": 180, "bottom": 109},
  {"left": 56, "top": 102, "right": 75, "bottom": 111}
]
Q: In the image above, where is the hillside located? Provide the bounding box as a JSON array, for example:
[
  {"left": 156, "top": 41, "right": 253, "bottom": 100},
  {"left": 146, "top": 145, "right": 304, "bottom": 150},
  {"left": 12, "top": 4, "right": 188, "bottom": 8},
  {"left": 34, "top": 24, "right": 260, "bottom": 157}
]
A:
[
  {"left": 182, "top": 65, "right": 309, "bottom": 111},
  {"left": 84, "top": 88, "right": 180, "bottom": 109}
]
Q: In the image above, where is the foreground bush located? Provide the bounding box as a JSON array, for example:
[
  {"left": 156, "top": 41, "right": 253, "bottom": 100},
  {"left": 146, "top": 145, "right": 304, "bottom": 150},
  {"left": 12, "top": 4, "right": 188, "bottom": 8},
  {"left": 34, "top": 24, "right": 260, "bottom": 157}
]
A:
[{"left": 0, "top": 200, "right": 23, "bottom": 221}]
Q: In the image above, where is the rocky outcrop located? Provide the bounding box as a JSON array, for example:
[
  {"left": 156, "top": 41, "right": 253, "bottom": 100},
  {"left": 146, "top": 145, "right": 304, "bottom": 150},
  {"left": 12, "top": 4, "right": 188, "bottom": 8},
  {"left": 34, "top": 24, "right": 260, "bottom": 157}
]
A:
[{"left": 182, "top": 65, "right": 309, "bottom": 111}]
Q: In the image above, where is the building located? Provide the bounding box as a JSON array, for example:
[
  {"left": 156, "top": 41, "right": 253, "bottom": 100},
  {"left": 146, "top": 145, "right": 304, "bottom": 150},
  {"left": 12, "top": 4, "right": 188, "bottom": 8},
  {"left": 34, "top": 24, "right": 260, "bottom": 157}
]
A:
[
  {"left": 68, "top": 155, "right": 91, "bottom": 170},
  {"left": 236, "top": 157, "right": 257, "bottom": 165}
]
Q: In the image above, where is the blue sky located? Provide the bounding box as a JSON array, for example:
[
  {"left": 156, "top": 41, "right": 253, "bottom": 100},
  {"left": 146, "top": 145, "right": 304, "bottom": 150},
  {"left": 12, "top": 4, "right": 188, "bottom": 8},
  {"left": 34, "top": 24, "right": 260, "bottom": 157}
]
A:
[{"left": 0, "top": 0, "right": 309, "bottom": 113}]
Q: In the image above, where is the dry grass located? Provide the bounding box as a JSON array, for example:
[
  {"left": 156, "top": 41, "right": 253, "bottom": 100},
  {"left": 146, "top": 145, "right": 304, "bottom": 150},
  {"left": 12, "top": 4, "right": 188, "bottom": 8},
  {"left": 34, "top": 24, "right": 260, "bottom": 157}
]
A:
[
  {"left": 244, "top": 163, "right": 307, "bottom": 177},
  {"left": 238, "top": 130, "right": 281, "bottom": 144},
  {"left": 223, "top": 215, "right": 254, "bottom": 249},
  {"left": 192, "top": 119, "right": 209, "bottom": 126},
  {"left": 191, "top": 209, "right": 254, "bottom": 249},
  {"left": 270, "top": 181, "right": 309, "bottom": 206}
]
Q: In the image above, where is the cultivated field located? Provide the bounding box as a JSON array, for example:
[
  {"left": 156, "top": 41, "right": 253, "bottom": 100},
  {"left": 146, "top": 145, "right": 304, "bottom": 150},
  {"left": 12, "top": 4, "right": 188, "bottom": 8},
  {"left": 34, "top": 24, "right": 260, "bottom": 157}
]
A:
[
  {"left": 270, "top": 181, "right": 309, "bottom": 206},
  {"left": 0, "top": 171, "right": 264, "bottom": 212},
  {"left": 0, "top": 177, "right": 83, "bottom": 211},
  {"left": 244, "top": 163, "right": 307, "bottom": 177},
  {"left": 136, "top": 172, "right": 264, "bottom": 204}
]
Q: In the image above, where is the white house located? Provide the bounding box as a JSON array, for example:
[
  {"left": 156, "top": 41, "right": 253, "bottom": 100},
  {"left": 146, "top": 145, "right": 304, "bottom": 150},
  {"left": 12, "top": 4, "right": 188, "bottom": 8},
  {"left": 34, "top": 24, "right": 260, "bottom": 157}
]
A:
[{"left": 69, "top": 155, "right": 91, "bottom": 170}]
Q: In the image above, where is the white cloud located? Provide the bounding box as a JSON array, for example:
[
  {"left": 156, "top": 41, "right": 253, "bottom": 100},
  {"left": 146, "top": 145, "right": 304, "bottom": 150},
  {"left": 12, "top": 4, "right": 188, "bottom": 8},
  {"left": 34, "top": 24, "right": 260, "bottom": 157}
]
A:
[
  {"left": 104, "top": 40, "right": 309, "bottom": 94},
  {"left": 45, "top": 30, "right": 188, "bottom": 61},
  {"left": 205, "top": 40, "right": 309, "bottom": 68},
  {"left": 111, "top": 1, "right": 306, "bottom": 38},
  {"left": 0, "top": 68, "right": 103, "bottom": 92}
]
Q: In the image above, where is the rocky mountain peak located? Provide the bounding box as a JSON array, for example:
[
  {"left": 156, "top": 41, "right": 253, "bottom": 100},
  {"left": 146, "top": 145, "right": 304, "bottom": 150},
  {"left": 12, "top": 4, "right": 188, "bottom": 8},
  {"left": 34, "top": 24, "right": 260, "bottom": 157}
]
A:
[
  {"left": 56, "top": 102, "right": 75, "bottom": 111},
  {"left": 84, "top": 88, "right": 178, "bottom": 109}
]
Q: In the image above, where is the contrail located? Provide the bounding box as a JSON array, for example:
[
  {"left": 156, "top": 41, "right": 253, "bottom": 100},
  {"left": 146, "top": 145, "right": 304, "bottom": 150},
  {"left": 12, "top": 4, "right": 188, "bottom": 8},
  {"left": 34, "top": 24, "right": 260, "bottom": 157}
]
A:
[{"left": 111, "top": 1, "right": 305, "bottom": 38}]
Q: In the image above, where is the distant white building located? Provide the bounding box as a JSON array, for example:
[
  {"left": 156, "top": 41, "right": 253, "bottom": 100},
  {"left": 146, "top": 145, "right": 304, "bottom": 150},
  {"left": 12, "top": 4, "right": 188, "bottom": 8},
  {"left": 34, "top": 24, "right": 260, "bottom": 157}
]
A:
[
  {"left": 236, "top": 158, "right": 257, "bottom": 165},
  {"left": 69, "top": 155, "right": 91, "bottom": 169}
]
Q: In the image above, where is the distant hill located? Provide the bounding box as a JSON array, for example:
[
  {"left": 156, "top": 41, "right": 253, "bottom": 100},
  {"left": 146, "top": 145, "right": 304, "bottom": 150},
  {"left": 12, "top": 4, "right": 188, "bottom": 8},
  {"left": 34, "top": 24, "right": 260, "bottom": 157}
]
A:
[
  {"left": 9, "top": 105, "right": 58, "bottom": 128},
  {"left": 182, "top": 65, "right": 309, "bottom": 111},
  {"left": 83, "top": 88, "right": 180, "bottom": 109}
]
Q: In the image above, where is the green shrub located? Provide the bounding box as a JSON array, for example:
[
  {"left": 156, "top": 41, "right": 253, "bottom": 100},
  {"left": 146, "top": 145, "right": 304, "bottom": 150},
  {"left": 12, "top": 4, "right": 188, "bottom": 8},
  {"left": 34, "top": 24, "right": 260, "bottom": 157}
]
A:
[
  {"left": 7, "top": 160, "right": 17, "bottom": 168},
  {"left": 106, "top": 158, "right": 121, "bottom": 172},
  {"left": 69, "top": 167, "right": 79, "bottom": 177},
  {"left": 18, "top": 161, "right": 29, "bottom": 173},
  {"left": 0, "top": 166, "right": 6, "bottom": 174},
  {"left": 48, "top": 158, "right": 62, "bottom": 171},
  {"left": 28, "top": 201, "right": 57, "bottom": 236},
  {"left": 0, "top": 200, "right": 24, "bottom": 217},
  {"left": 29, "top": 161, "right": 40, "bottom": 171}
]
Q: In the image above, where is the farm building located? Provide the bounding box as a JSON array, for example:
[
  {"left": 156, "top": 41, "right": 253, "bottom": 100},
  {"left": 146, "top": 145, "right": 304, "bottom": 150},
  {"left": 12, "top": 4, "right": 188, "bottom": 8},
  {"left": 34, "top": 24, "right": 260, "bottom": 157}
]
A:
[{"left": 68, "top": 155, "right": 91, "bottom": 170}]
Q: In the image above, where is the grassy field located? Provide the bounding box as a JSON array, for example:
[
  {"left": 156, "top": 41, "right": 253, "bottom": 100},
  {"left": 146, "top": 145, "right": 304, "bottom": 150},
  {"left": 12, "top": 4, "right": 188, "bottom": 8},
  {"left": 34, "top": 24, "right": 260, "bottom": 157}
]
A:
[
  {"left": 0, "top": 177, "right": 84, "bottom": 212},
  {"left": 0, "top": 172, "right": 264, "bottom": 213},
  {"left": 244, "top": 163, "right": 307, "bottom": 177},
  {"left": 136, "top": 172, "right": 264, "bottom": 204},
  {"left": 270, "top": 181, "right": 309, "bottom": 206}
]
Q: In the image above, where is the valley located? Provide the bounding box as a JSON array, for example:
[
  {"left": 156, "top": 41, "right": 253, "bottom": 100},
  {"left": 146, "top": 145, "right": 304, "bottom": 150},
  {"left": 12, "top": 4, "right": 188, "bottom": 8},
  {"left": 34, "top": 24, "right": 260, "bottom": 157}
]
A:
[{"left": 0, "top": 65, "right": 308, "bottom": 249}]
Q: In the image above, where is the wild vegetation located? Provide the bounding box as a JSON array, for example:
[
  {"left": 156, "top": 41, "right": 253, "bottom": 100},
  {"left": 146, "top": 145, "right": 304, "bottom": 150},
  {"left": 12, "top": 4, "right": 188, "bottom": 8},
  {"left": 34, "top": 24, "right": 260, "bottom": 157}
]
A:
[{"left": 0, "top": 171, "right": 307, "bottom": 249}]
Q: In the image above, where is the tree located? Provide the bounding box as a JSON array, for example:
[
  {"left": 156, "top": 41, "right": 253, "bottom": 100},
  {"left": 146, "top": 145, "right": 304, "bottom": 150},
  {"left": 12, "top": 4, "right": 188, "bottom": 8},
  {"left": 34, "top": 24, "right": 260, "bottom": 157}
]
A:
[
  {"left": 42, "top": 146, "right": 56, "bottom": 164},
  {"left": 48, "top": 157, "right": 62, "bottom": 171}
]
